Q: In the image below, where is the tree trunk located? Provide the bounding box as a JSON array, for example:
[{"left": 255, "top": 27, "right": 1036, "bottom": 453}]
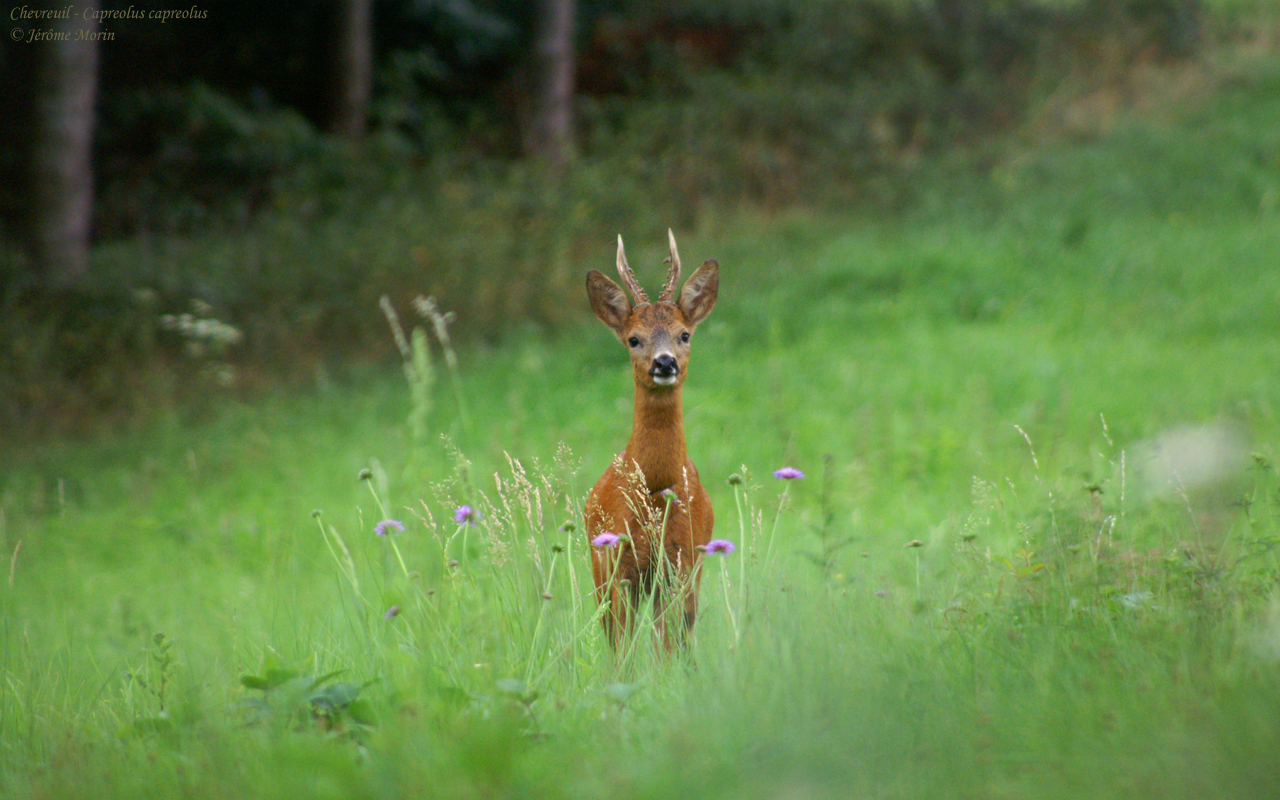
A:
[
  {"left": 29, "top": 4, "right": 99, "bottom": 290},
  {"left": 328, "top": 0, "right": 372, "bottom": 140},
  {"left": 524, "top": 0, "right": 576, "bottom": 169}
]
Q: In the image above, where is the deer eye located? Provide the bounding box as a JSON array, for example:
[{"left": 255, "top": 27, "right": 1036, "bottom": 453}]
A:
[
  {"left": 680, "top": 331, "right": 691, "bottom": 343},
  {"left": 628, "top": 336, "right": 641, "bottom": 348}
]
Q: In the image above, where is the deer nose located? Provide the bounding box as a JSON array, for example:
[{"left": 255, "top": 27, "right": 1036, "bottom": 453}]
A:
[{"left": 650, "top": 354, "right": 679, "bottom": 379}]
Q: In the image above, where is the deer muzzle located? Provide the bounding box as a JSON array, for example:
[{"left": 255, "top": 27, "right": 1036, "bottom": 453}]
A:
[{"left": 650, "top": 354, "right": 679, "bottom": 385}]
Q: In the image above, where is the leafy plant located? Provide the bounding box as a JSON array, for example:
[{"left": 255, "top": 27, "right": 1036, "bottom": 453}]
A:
[
  {"left": 239, "top": 662, "right": 376, "bottom": 739},
  {"left": 122, "top": 632, "right": 178, "bottom": 736}
]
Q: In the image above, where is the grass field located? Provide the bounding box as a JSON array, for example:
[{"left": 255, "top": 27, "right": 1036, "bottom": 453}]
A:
[{"left": 4, "top": 25, "right": 1280, "bottom": 800}]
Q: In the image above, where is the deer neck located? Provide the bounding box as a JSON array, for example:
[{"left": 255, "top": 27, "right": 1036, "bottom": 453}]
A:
[{"left": 624, "top": 384, "right": 688, "bottom": 492}]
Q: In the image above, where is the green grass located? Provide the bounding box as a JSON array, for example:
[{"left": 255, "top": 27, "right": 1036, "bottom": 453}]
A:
[{"left": 4, "top": 40, "right": 1280, "bottom": 800}]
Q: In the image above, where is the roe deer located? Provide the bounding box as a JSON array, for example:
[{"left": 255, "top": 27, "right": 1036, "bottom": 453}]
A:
[{"left": 584, "top": 230, "right": 719, "bottom": 649}]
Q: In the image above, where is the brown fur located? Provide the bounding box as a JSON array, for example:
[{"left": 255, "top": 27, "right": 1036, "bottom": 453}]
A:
[{"left": 584, "top": 233, "right": 719, "bottom": 649}]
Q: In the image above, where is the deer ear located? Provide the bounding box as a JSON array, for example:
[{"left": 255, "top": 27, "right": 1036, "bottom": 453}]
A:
[
  {"left": 678, "top": 260, "right": 719, "bottom": 327},
  {"left": 586, "top": 269, "right": 632, "bottom": 335}
]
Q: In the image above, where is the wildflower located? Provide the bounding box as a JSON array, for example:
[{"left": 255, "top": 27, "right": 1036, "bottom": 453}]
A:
[
  {"left": 703, "top": 539, "right": 736, "bottom": 555},
  {"left": 773, "top": 466, "right": 805, "bottom": 480},
  {"left": 358, "top": 468, "right": 373, "bottom": 481},
  {"left": 592, "top": 532, "right": 621, "bottom": 548},
  {"left": 726, "top": 473, "right": 744, "bottom": 486},
  {"left": 906, "top": 539, "right": 924, "bottom": 548},
  {"left": 659, "top": 488, "right": 679, "bottom": 505},
  {"left": 374, "top": 519, "right": 405, "bottom": 536},
  {"left": 384, "top": 605, "right": 401, "bottom": 619},
  {"left": 453, "top": 505, "right": 479, "bottom": 525}
]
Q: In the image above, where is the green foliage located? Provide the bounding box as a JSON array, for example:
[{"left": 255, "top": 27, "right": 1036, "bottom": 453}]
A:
[
  {"left": 578, "top": 0, "right": 1210, "bottom": 203},
  {"left": 121, "top": 632, "right": 178, "bottom": 736},
  {"left": 95, "top": 83, "right": 336, "bottom": 238},
  {"left": 239, "top": 662, "right": 377, "bottom": 739}
]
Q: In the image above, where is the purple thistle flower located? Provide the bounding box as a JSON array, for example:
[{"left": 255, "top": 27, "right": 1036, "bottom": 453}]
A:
[
  {"left": 384, "top": 604, "right": 401, "bottom": 619},
  {"left": 453, "top": 505, "right": 479, "bottom": 525},
  {"left": 704, "top": 539, "right": 736, "bottom": 555},
  {"left": 591, "top": 532, "right": 621, "bottom": 548},
  {"left": 773, "top": 466, "right": 805, "bottom": 480},
  {"left": 374, "top": 519, "right": 405, "bottom": 536}
]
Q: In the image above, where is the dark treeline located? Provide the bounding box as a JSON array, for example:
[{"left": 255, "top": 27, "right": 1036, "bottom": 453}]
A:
[{"left": 2, "top": 0, "right": 1204, "bottom": 243}]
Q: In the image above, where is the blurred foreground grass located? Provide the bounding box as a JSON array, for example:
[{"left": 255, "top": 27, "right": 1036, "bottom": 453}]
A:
[{"left": 3, "top": 26, "right": 1280, "bottom": 800}]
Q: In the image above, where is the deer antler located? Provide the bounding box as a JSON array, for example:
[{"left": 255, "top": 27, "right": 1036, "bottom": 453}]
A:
[
  {"left": 659, "top": 228, "right": 682, "bottom": 303},
  {"left": 616, "top": 235, "right": 649, "bottom": 305}
]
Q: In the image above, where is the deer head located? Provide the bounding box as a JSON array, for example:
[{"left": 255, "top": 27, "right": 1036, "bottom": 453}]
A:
[{"left": 586, "top": 229, "right": 719, "bottom": 392}]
